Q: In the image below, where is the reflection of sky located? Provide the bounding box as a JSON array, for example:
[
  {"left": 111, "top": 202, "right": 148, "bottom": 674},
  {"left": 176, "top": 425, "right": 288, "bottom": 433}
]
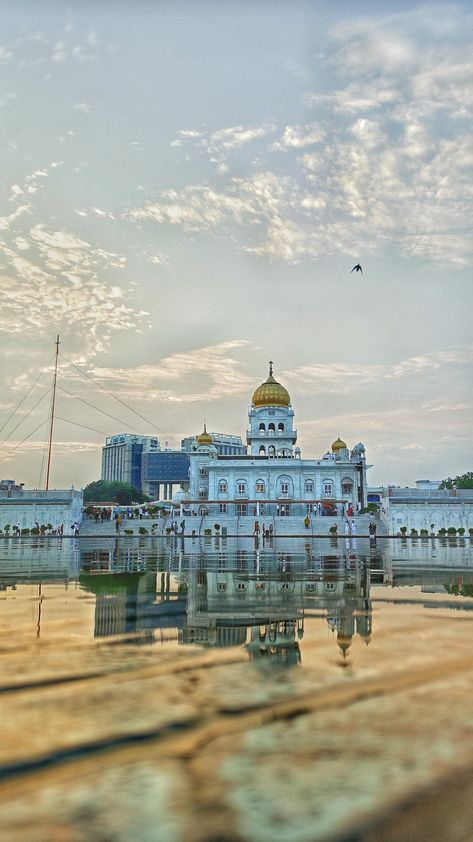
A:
[{"left": 0, "top": 2, "right": 472, "bottom": 488}]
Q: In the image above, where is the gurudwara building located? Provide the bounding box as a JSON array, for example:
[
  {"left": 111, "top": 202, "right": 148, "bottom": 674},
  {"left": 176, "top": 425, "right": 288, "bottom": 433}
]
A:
[{"left": 184, "top": 363, "right": 369, "bottom": 518}]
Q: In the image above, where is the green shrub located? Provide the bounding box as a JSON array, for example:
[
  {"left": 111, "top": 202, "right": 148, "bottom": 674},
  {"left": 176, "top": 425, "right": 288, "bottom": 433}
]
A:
[
  {"left": 447, "top": 527, "right": 457, "bottom": 536},
  {"left": 329, "top": 525, "right": 338, "bottom": 534},
  {"left": 469, "top": 528, "right": 473, "bottom": 537},
  {"left": 420, "top": 529, "right": 429, "bottom": 536},
  {"left": 124, "top": 529, "right": 134, "bottom": 535},
  {"left": 400, "top": 526, "right": 407, "bottom": 535},
  {"left": 438, "top": 528, "right": 447, "bottom": 536},
  {"left": 410, "top": 528, "right": 418, "bottom": 536},
  {"left": 203, "top": 528, "right": 212, "bottom": 536},
  {"left": 30, "top": 527, "right": 39, "bottom": 535},
  {"left": 138, "top": 527, "right": 148, "bottom": 535},
  {"left": 457, "top": 527, "right": 465, "bottom": 536},
  {"left": 20, "top": 528, "right": 30, "bottom": 536},
  {"left": 165, "top": 527, "right": 173, "bottom": 534},
  {"left": 213, "top": 523, "right": 220, "bottom": 531},
  {"left": 3, "top": 524, "right": 10, "bottom": 533}
]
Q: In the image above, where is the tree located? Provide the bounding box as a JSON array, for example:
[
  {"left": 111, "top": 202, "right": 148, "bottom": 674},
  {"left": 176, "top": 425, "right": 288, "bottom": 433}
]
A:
[
  {"left": 83, "top": 480, "right": 149, "bottom": 505},
  {"left": 439, "top": 472, "right": 473, "bottom": 490}
]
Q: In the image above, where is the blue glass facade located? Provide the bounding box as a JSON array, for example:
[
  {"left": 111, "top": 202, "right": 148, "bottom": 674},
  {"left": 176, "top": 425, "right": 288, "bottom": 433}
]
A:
[{"left": 141, "top": 452, "right": 190, "bottom": 483}]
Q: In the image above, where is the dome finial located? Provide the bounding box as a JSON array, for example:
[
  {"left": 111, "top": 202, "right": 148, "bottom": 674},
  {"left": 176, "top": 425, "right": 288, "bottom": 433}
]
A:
[{"left": 269, "top": 359, "right": 273, "bottom": 377}]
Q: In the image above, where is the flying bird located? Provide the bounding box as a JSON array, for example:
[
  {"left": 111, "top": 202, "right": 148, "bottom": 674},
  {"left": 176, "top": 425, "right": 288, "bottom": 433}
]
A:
[{"left": 351, "top": 263, "right": 363, "bottom": 274}]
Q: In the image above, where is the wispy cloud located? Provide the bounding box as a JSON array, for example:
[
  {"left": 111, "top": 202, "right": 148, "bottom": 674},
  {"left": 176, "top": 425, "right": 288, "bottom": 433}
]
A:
[{"left": 88, "top": 340, "right": 252, "bottom": 402}]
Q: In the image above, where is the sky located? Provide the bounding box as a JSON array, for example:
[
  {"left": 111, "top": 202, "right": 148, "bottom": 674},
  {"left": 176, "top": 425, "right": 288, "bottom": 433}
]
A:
[{"left": 0, "top": 0, "right": 472, "bottom": 490}]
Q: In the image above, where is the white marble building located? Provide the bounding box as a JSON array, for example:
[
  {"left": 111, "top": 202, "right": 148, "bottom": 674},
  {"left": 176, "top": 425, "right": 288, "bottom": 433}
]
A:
[
  {"left": 0, "top": 487, "right": 83, "bottom": 533},
  {"left": 185, "top": 363, "right": 369, "bottom": 517},
  {"left": 381, "top": 487, "right": 473, "bottom": 534}
]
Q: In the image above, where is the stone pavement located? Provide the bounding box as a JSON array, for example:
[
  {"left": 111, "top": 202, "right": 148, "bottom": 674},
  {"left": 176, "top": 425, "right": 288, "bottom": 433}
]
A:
[{"left": 1, "top": 585, "right": 473, "bottom": 840}]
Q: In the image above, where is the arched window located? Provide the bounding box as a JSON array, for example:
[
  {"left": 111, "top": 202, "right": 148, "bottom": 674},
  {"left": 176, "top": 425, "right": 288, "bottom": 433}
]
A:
[
  {"left": 259, "top": 422, "right": 265, "bottom": 432},
  {"left": 259, "top": 445, "right": 266, "bottom": 456},
  {"left": 268, "top": 422, "right": 275, "bottom": 433},
  {"left": 341, "top": 477, "right": 353, "bottom": 495},
  {"left": 322, "top": 480, "right": 334, "bottom": 497},
  {"left": 218, "top": 480, "right": 227, "bottom": 493},
  {"left": 255, "top": 480, "right": 265, "bottom": 493},
  {"left": 198, "top": 488, "right": 208, "bottom": 499},
  {"left": 199, "top": 465, "right": 207, "bottom": 476},
  {"left": 278, "top": 422, "right": 284, "bottom": 432},
  {"left": 268, "top": 445, "right": 276, "bottom": 457},
  {"left": 305, "top": 480, "right": 314, "bottom": 493},
  {"left": 236, "top": 480, "right": 247, "bottom": 497}
]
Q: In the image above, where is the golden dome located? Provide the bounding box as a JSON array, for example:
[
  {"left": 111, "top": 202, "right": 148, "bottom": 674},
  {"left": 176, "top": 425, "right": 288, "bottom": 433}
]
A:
[
  {"left": 332, "top": 436, "right": 347, "bottom": 452},
  {"left": 252, "top": 362, "right": 290, "bottom": 407},
  {"left": 197, "top": 422, "right": 213, "bottom": 445}
]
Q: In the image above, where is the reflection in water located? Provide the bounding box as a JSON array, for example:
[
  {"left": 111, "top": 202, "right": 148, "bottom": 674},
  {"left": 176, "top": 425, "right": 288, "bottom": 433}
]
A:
[{"left": 1, "top": 535, "right": 472, "bottom": 665}]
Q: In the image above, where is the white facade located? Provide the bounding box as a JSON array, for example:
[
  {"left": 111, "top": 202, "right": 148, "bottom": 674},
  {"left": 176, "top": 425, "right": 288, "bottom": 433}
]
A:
[
  {"left": 0, "top": 488, "right": 83, "bottom": 532},
  {"left": 184, "top": 364, "right": 369, "bottom": 517},
  {"left": 381, "top": 487, "right": 473, "bottom": 534}
]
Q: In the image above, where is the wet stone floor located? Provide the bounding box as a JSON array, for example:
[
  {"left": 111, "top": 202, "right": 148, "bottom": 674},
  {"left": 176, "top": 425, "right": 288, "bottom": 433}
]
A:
[{"left": 1, "top": 534, "right": 473, "bottom": 841}]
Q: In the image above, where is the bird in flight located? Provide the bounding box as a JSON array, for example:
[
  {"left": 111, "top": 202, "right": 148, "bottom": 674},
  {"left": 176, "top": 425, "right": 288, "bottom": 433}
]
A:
[{"left": 351, "top": 263, "right": 363, "bottom": 274}]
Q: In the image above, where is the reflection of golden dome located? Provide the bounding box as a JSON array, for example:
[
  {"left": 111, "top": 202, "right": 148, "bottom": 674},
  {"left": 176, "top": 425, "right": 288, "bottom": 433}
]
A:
[
  {"left": 197, "top": 423, "right": 212, "bottom": 445},
  {"left": 252, "top": 362, "right": 290, "bottom": 407},
  {"left": 332, "top": 436, "right": 347, "bottom": 452}
]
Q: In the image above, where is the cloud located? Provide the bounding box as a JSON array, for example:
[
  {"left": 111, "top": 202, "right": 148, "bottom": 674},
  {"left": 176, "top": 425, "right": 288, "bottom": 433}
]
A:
[
  {"left": 88, "top": 340, "right": 252, "bottom": 403},
  {"left": 128, "top": 7, "right": 473, "bottom": 267},
  {"left": 285, "top": 346, "right": 473, "bottom": 394}
]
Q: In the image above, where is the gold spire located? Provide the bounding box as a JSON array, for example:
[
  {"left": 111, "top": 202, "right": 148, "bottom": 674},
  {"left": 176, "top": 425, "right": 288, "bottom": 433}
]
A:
[
  {"left": 196, "top": 421, "right": 213, "bottom": 445},
  {"left": 252, "top": 361, "right": 290, "bottom": 407}
]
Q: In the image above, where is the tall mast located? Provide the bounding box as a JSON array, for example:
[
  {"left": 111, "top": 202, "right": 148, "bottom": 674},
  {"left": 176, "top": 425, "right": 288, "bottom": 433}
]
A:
[{"left": 45, "top": 334, "right": 60, "bottom": 491}]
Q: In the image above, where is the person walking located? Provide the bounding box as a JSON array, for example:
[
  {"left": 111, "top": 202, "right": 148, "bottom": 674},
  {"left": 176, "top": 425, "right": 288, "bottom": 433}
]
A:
[{"left": 350, "top": 519, "right": 356, "bottom": 535}]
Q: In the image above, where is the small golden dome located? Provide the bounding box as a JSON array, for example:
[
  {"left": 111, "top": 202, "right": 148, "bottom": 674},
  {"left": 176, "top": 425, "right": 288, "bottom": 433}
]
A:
[
  {"left": 332, "top": 436, "right": 347, "bottom": 452},
  {"left": 252, "top": 361, "right": 290, "bottom": 407},
  {"left": 197, "top": 422, "right": 212, "bottom": 445}
]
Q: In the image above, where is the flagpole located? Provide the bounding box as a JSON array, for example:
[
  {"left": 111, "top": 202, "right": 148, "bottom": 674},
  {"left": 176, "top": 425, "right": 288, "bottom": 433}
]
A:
[{"left": 45, "top": 334, "right": 60, "bottom": 491}]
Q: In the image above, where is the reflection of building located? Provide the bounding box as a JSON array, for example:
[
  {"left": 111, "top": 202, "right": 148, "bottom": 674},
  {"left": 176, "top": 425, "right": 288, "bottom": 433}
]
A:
[
  {"left": 181, "top": 556, "right": 372, "bottom": 660},
  {"left": 185, "top": 363, "right": 369, "bottom": 517},
  {"left": 79, "top": 547, "right": 373, "bottom": 660}
]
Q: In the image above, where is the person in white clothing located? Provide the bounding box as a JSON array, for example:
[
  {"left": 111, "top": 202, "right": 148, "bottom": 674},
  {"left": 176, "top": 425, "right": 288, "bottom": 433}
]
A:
[{"left": 350, "top": 519, "right": 356, "bottom": 535}]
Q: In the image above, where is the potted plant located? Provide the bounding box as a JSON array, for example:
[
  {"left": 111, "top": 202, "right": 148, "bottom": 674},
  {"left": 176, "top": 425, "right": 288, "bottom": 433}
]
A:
[
  {"left": 165, "top": 527, "right": 173, "bottom": 535},
  {"left": 457, "top": 527, "right": 465, "bottom": 536},
  {"left": 214, "top": 523, "right": 221, "bottom": 534},
  {"left": 400, "top": 526, "right": 407, "bottom": 536},
  {"left": 447, "top": 527, "right": 457, "bottom": 536},
  {"left": 469, "top": 528, "right": 473, "bottom": 537},
  {"left": 138, "top": 527, "right": 148, "bottom": 535},
  {"left": 420, "top": 529, "right": 429, "bottom": 537},
  {"left": 3, "top": 524, "right": 10, "bottom": 535},
  {"left": 124, "top": 529, "right": 134, "bottom": 535},
  {"left": 204, "top": 528, "right": 212, "bottom": 536},
  {"left": 410, "top": 528, "right": 418, "bottom": 537},
  {"left": 21, "top": 528, "right": 30, "bottom": 536},
  {"left": 438, "top": 528, "right": 447, "bottom": 536}
]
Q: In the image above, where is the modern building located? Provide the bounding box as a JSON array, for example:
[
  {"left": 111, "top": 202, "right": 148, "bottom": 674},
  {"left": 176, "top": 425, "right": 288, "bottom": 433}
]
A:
[
  {"left": 181, "top": 433, "right": 246, "bottom": 456},
  {"left": 0, "top": 479, "right": 24, "bottom": 497},
  {"left": 141, "top": 450, "right": 190, "bottom": 500},
  {"left": 101, "top": 434, "right": 160, "bottom": 490},
  {"left": 182, "top": 363, "right": 369, "bottom": 517}
]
